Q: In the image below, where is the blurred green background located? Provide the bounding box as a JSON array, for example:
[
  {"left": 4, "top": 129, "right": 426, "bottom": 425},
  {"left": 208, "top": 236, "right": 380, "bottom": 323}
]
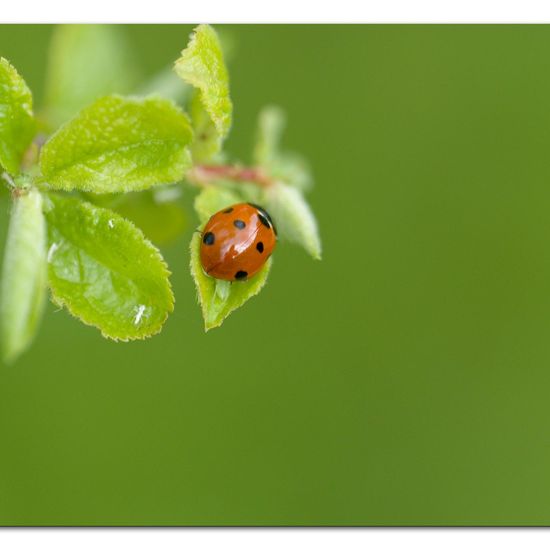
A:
[{"left": 1, "top": 25, "right": 550, "bottom": 525}]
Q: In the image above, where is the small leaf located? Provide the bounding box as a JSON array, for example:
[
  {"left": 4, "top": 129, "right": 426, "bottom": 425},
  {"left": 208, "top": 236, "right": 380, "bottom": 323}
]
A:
[
  {"left": 112, "top": 188, "right": 187, "bottom": 246},
  {"left": 39, "top": 95, "right": 193, "bottom": 194},
  {"left": 194, "top": 185, "right": 240, "bottom": 224},
  {"left": 137, "top": 66, "right": 191, "bottom": 105},
  {"left": 265, "top": 182, "right": 322, "bottom": 260},
  {"left": 188, "top": 91, "right": 222, "bottom": 163},
  {"left": 44, "top": 25, "right": 139, "bottom": 128},
  {"left": 270, "top": 152, "right": 313, "bottom": 192},
  {"left": 0, "top": 58, "right": 35, "bottom": 175},
  {"left": 174, "top": 24, "right": 232, "bottom": 140},
  {"left": 1, "top": 189, "right": 47, "bottom": 363},
  {"left": 253, "top": 105, "right": 286, "bottom": 167},
  {"left": 190, "top": 231, "right": 271, "bottom": 331},
  {"left": 44, "top": 194, "right": 174, "bottom": 340},
  {"left": 254, "top": 105, "right": 313, "bottom": 191}
]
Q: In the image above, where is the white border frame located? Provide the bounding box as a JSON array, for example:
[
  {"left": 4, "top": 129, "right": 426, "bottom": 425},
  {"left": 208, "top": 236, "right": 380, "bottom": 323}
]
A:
[
  {"left": 1, "top": 5, "right": 550, "bottom": 548},
  {"left": 2, "top": 0, "right": 550, "bottom": 23},
  {"left": 1, "top": 528, "right": 550, "bottom": 549}
]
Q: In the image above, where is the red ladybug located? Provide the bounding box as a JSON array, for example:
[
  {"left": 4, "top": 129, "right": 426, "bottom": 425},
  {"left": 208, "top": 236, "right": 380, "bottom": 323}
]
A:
[{"left": 200, "top": 203, "right": 277, "bottom": 281}]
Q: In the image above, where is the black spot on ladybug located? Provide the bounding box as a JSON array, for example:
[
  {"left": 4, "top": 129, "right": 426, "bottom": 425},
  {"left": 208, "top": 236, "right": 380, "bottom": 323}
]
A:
[
  {"left": 235, "top": 270, "right": 248, "bottom": 280},
  {"left": 249, "top": 203, "right": 274, "bottom": 223},
  {"left": 248, "top": 203, "right": 278, "bottom": 235},
  {"left": 203, "top": 232, "right": 215, "bottom": 245},
  {"left": 223, "top": 207, "right": 233, "bottom": 213},
  {"left": 256, "top": 241, "right": 264, "bottom": 253},
  {"left": 234, "top": 219, "right": 246, "bottom": 229},
  {"left": 258, "top": 214, "right": 271, "bottom": 229}
]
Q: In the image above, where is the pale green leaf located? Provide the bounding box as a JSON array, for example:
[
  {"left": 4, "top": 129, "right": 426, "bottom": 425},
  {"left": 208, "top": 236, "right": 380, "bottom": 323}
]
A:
[
  {"left": 86, "top": 186, "right": 187, "bottom": 246},
  {"left": 137, "top": 66, "right": 191, "bottom": 105},
  {"left": 188, "top": 91, "right": 222, "bottom": 163},
  {"left": 214, "top": 28, "right": 237, "bottom": 65},
  {"left": 265, "top": 182, "right": 322, "bottom": 260},
  {"left": 192, "top": 178, "right": 263, "bottom": 223},
  {"left": 112, "top": 188, "right": 187, "bottom": 246},
  {"left": 193, "top": 185, "right": 240, "bottom": 224},
  {"left": 254, "top": 105, "right": 313, "bottom": 191},
  {"left": 44, "top": 25, "right": 139, "bottom": 128},
  {"left": 39, "top": 95, "right": 193, "bottom": 194},
  {"left": 253, "top": 105, "right": 286, "bottom": 167},
  {"left": 270, "top": 152, "right": 313, "bottom": 192},
  {"left": 44, "top": 194, "right": 174, "bottom": 340},
  {"left": 1, "top": 189, "right": 47, "bottom": 363},
  {"left": 190, "top": 231, "right": 271, "bottom": 331},
  {"left": 0, "top": 58, "right": 35, "bottom": 175},
  {"left": 174, "top": 24, "right": 232, "bottom": 139}
]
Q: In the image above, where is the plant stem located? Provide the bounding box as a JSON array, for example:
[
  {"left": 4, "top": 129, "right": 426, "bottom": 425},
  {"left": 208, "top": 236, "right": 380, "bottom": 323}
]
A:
[{"left": 187, "top": 164, "right": 272, "bottom": 188}]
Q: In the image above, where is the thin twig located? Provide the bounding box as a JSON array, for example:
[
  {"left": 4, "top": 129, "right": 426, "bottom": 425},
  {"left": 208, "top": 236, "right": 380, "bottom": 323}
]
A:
[{"left": 187, "top": 164, "right": 273, "bottom": 188}]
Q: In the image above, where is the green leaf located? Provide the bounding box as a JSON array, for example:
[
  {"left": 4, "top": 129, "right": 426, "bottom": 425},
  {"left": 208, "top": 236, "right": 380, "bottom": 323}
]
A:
[
  {"left": 174, "top": 25, "right": 232, "bottom": 140},
  {"left": 44, "top": 25, "right": 139, "bottom": 128},
  {"left": 112, "top": 188, "right": 187, "bottom": 246},
  {"left": 253, "top": 105, "right": 286, "bottom": 167},
  {"left": 194, "top": 185, "right": 240, "bottom": 224},
  {"left": 44, "top": 194, "right": 174, "bottom": 340},
  {"left": 270, "top": 152, "right": 313, "bottom": 192},
  {"left": 137, "top": 66, "right": 191, "bottom": 105},
  {"left": 39, "top": 95, "right": 193, "bottom": 194},
  {"left": 188, "top": 91, "right": 222, "bottom": 163},
  {"left": 190, "top": 231, "right": 271, "bottom": 331},
  {"left": 254, "top": 105, "right": 313, "bottom": 191},
  {"left": 1, "top": 189, "right": 47, "bottom": 363},
  {"left": 0, "top": 58, "right": 35, "bottom": 175},
  {"left": 265, "top": 182, "right": 322, "bottom": 260}
]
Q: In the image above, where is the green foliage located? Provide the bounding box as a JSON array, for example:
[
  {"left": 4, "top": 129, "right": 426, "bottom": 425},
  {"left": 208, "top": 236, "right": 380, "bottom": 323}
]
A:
[
  {"left": 251, "top": 105, "right": 321, "bottom": 259},
  {"left": 44, "top": 194, "right": 174, "bottom": 340},
  {"left": 85, "top": 186, "right": 187, "bottom": 246},
  {"left": 112, "top": 187, "right": 187, "bottom": 246},
  {"left": 0, "top": 58, "right": 35, "bottom": 175},
  {"left": 0, "top": 24, "right": 320, "bottom": 360},
  {"left": 137, "top": 67, "right": 191, "bottom": 105},
  {"left": 39, "top": 95, "right": 193, "bottom": 193},
  {"left": 190, "top": 231, "right": 272, "bottom": 331},
  {"left": 174, "top": 25, "right": 232, "bottom": 143},
  {"left": 188, "top": 91, "right": 222, "bottom": 163},
  {"left": 44, "top": 25, "right": 139, "bottom": 128},
  {"left": 254, "top": 105, "right": 286, "bottom": 167},
  {"left": 0, "top": 189, "right": 47, "bottom": 363},
  {"left": 265, "top": 182, "right": 322, "bottom": 260},
  {"left": 254, "top": 105, "right": 313, "bottom": 192},
  {"left": 194, "top": 185, "right": 240, "bottom": 224}
]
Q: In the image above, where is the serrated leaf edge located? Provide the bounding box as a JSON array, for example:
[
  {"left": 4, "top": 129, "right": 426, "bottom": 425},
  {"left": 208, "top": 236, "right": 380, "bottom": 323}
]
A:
[{"left": 46, "top": 198, "right": 175, "bottom": 342}]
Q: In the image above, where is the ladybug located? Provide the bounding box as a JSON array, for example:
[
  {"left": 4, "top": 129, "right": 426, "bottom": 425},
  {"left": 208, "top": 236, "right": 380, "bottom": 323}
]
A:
[{"left": 200, "top": 203, "right": 277, "bottom": 281}]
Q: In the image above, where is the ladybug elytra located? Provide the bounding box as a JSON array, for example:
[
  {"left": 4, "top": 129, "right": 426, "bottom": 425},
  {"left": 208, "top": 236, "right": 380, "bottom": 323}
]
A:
[{"left": 200, "top": 203, "right": 277, "bottom": 281}]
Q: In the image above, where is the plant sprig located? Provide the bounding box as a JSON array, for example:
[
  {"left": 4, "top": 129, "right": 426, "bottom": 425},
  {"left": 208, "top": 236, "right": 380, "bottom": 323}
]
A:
[{"left": 0, "top": 24, "right": 321, "bottom": 363}]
